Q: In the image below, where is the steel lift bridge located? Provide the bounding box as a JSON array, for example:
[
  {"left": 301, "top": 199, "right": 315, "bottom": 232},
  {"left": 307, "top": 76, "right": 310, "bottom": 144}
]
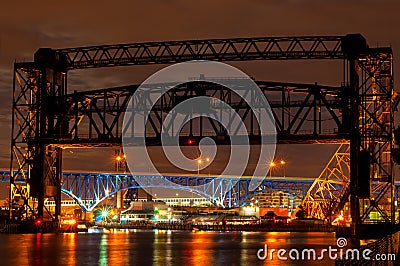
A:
[{"left": 10, "top": 34, "right": 396, "bottom": 237}]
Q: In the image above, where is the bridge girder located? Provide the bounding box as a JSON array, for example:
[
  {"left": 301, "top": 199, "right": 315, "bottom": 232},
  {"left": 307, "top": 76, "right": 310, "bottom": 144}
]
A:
[
  {"left": 54, "top": 36, "right": 344, "bottom": 70},
  {"left": 44, "top": 80, "right": 347, "bottom": 147}
]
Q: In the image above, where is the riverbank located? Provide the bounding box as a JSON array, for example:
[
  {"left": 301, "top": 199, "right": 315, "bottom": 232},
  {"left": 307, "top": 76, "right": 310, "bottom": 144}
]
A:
[
  {"left": 1, "top": 220, "right": 337, "bottom": 233},
  {"left": 104, "top": 222, "right": 335, "bottom": 233}
]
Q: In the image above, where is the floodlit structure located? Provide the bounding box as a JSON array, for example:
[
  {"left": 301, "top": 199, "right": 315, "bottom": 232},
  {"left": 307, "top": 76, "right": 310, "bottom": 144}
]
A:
[{"left": 9, "top": 34, "right": 396, "bottom": 239}]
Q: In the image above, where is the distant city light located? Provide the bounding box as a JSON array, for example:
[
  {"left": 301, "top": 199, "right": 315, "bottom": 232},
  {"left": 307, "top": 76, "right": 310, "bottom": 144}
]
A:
[
  {"left": 62, "top": 219, "right": 77, "bottom": 225},
  {"left": 101, "top": 210, "right": 109, "bottom": 218}
]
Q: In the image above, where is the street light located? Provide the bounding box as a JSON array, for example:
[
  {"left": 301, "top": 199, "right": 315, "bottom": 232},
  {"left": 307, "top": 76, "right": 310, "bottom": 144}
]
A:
[
  {"left": 115, "top": 151, "right": 127, "bottom": 173},
  {"left": 269, "top": 161, "right": 276, "bottom": 177},
  {"left": 115, "top": 155, "right": 122, "bottom": 172},
  {"left": 206, "top": 157, "right": 210, "bottom": 176},
  {"left": 280, "top": 160, "right": 286, "bottom": 177},
  {"left": 197, "top": 158, "right": 202, "bottom": 175}
]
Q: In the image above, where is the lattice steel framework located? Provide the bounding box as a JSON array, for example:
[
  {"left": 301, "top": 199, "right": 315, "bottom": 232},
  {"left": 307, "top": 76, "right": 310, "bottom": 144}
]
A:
[
  {"left": 355, "top": 48, "right": 395, "bottom": 225},
  {"left": 54, "top": 80, "right": 345, "bottom": 147},
  {"left": 11, "top": 61, "right": 65, "bottom": 221},
  {"left": 9, "top": 35, "right": 396, "bottom": 238},
  {"left": 60, "top": 173, "right": 313, "bottom": 211},
  {"left": 302, "top": 144, "right": 350, "bottom": 222},
  {"left": 57, "top": 36, "right": 343, "bottom": 69}
]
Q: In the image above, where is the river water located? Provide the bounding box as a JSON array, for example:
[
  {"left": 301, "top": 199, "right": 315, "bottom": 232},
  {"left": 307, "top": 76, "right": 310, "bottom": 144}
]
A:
[{"left": 0, "top": 230, "right": 337, "bottom": 265}]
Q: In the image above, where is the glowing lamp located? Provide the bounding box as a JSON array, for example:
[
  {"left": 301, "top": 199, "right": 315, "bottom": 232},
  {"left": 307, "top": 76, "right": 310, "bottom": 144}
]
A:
[{"left": 101, "top": 210, "right": 109, "bottom": 218}]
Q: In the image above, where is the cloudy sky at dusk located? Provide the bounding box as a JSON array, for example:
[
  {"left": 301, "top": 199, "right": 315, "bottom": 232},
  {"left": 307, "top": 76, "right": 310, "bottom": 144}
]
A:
[{"left": 0, "top": 0, "right": 399, "bottom": 178}]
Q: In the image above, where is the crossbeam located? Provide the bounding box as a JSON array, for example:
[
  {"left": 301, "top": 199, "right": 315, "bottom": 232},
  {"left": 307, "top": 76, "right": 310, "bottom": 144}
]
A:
[
  {"left": 43, "top": 80, "right": 346, "bottom": 147},
  {"left": 50, "top": 36, "right": 344, "bottom": 70}
]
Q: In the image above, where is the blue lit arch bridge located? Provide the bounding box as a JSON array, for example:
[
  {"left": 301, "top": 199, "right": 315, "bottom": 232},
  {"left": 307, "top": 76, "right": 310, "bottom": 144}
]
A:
[
  {"left": 60, "top": 173, "right": 316, "bottom": 211},
  {"left": 3, "top": 169, "right": 400, "bottom": 213},
  {"left": 0, "top": 170, "right": 314, "bottom": 212}
]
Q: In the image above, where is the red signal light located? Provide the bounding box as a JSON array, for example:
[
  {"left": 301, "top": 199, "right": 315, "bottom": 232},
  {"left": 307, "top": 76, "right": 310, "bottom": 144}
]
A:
[
  {"left": 188, "top": 139, "right": 193, "bottom": 145},
  {"left": 35, "top": 219, "right": 42, "bottom": 225}
]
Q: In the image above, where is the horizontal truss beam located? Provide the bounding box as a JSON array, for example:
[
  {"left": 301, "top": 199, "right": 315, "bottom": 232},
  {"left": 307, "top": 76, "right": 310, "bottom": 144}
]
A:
[
  {"left": 31, "top": 81, "right": 348, "bottom": 147},
  {"left": 50, "top": 36, "right": 344, "bottom": 70}
]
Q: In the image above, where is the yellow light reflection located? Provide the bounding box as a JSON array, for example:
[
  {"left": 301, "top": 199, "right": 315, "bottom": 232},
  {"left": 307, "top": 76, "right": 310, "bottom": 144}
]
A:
[
  {"left": 183, "top": 232, "right": 215, "bottom": 266},
  {"left": 107, "top": 233, "right": 128, "bottom": 265},
  {"left": 63, "top": 233, "right": 77, "bottom": 266}
]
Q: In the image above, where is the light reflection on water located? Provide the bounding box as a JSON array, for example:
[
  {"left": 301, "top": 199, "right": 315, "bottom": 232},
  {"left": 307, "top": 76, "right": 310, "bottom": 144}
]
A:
[{"left": 0, "top": 230, "right": 336, "bottom": 265}]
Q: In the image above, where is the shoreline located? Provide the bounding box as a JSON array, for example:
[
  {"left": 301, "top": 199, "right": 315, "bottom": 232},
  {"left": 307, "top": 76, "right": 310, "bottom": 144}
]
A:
[{"left": 103, "top": 222, "right": 336, "bottom": 233}]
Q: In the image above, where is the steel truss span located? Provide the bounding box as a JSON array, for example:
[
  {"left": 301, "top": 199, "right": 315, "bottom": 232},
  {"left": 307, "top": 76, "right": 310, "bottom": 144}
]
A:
[
  {"left": 55, "top": 36, "right": 343, "bottom": 70},
  {"left": 50, "top": 80, "right": 345, "bottom": 147},
  {"left": 10, "top": 34, "right": 397, "bottom": 238}
]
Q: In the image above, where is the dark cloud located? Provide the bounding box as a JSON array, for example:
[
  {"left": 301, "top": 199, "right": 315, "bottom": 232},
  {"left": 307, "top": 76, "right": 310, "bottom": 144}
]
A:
[{"left": 0, "top": 0, "right": 399, "bottom": 178}]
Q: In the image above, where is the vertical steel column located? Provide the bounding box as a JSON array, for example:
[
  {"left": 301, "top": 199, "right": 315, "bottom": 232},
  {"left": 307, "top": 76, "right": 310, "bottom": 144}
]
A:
[
  {"left": 10, "top": 63, "right": 40, "bottom": 220},
  {"left": 55, "top": 148, "right": 62, "bottom": 223},
  {"left": 115, "top": 149, "right": 127, "bottom": 208},
  {"left": 349, "top": 57, "right": 361, "bottom": 241},
  {"left": 341, "top": 34, "right": 368, "bottom": 242},
  {"left": 34, "top": 64, "right": 48, "bottom": 219}
]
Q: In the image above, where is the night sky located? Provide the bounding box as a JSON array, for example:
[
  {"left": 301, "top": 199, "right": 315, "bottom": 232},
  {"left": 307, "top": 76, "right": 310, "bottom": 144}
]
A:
[{"left": 0, "top": 0, "right": 399, "bottom": 178}]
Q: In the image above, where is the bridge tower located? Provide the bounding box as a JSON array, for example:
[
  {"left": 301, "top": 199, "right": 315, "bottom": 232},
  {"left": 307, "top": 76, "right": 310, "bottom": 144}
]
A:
[
  {"left": 10, "top": 49, "right": 68, "bottom": 223},
  {"left": 343, "top": 35, "right": 395, "bottom": 237}
]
